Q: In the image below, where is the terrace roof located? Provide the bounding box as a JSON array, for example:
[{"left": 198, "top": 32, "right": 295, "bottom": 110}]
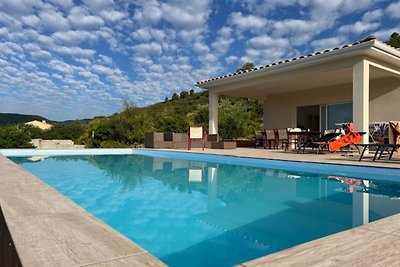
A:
[{"left": 196, "top": 36, "right": 400, "bottom": 98}]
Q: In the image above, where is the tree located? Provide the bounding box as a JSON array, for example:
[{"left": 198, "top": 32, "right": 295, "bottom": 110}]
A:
[
  {"left": 236, "top": 62, "right": 255, "bottom": 72},
  {"left": 189, "top": 89, "right": 195, "bottom": 96},
  {"left": 0, "top": 126, "right": 34, "bottom": 148},
  {"left": 180, "top": 91, "right": 189, "bottom": 99},
  {"left": 385, "top": 32, "right": 400, "bottom": 48},
  {"left": 164, "top": 97, "right": 169, "bottom": 102},
  {"left": 171, "top": 93, "right": 179, "bottom": 101},
  {"left": 218, "top": 98, "right": 252, "bottom": 139}
]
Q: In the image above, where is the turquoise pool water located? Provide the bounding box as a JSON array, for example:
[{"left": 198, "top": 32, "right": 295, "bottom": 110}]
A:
[{"left": 10, "top": 153, "right": 400, "bottom": 267}]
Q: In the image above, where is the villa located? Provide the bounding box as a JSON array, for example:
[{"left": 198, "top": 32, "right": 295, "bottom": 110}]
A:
[
  {"left": 25, "top": 120, "right": 53, "bottom": 131},
  {"left": 197, "top": 36, "right": 400, "bottom": 145}
]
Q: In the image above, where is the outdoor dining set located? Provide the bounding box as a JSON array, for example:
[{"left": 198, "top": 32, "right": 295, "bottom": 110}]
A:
[{"left": 255, "top": 123, "right": 400, "bottom": 162}]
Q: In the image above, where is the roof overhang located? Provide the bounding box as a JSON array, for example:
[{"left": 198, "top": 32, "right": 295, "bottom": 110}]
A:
[{"left": 197, "top": 39, "right": 400, "bottom": 99}]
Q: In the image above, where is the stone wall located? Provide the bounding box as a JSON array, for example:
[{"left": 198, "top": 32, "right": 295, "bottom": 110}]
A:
[{"left": 30, "top": 139, "right": 85, "bottom": 149}]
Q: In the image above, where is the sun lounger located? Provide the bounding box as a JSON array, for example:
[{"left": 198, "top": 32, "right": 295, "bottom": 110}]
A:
[
  {"left": 357, "top": 143, "right": 400, "bottom": 161},
  {"left": 297, "top": 132, "right": 340, "bottom": 154}
]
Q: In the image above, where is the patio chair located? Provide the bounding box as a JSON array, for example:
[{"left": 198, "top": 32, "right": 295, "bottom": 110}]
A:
[
  {"left": 276, "top": 128, "right": 289, "bottom": 150},
  {"left": 297, "top": 132, "right": 341, "bottom": 154},
  {"left": 188, "top": 126, "right": 206, "bottom": 150},
  {"left": 265, "top": 129, "right": 278, "bottom": 149},
  {"left": 254, "top": 130, "right": 265, "bottom": 148}
]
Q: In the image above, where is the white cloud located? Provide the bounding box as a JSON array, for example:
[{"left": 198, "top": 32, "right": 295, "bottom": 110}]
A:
[
  {"left": 52, "top": 45, "right": 96, "bottom": 57},
  {"left": 233, "top": 0, "right": 302, "bottom": 14},
  {"left": 248, "top": 35, "right": 289, "bottom": 48},
  {"left": 133, "top": 0, "right": 163, "bottom": 25},
  {"left": 99, "top": 10, "right": 125, "bottom": 22},
  {"left": 311, "top": 36, "right": 346, "bottom": 51},
  {"left": 193, "top": 41, "right": 210, "bottom": 54},
  {"left": 82, "top": 0, "right": 114, "bottom": 13},
  {"left": 132, "top": 28, "right": 152, "bottom": 41},
  {"left": 92, "top": 64, "right": 115, "bottom": 75},
  {"left": 48, "top": 59, "right": 74, "bottom": 74},
  {"left": 98, "top": 54, "right": 113, "bottom": 65},
  {"left": 133, "top": 42, "right": 162, "bottom": 55},
  {"left": 160, "top": 0, "right": 211, "bottom": 30},
  {"left": 229, "top": 12, "right": 268, "bottom": 32},
  {"left": 273, "top": 19, "right": 320, "bottom": 44},
  {"left": 20, "top": 14, "right": 40, "bottom": 27},
  {"left": 38, "top": 6, "right": 70, "bottom": 31},
  {"left": 0, "top": 0, "right": 43, "bottom": 15},
  {"left": 338, "top": 21, "right": 380, "bottom": 35},
  {"left": 373, "top": 27, "right": 400, "bottom": 40},
  {"left": 211, "top": 27, "right": 235, "bottom": 54},
  {"left": 225, "top": 55, "right": 238, "bottom": 65},
  {"left": 48, "top": 0, "right": 74, "bottom": 9},
  {"left": 52, "top": 30, "right": 98, "bottom": 45},
  {"left": 68, "top": 6, "right": 104, "bottom": 29},
  {"left": 385, "top": 1, "right": 400, "bottom": 18},
  {"left": 362, "top": 9, "right": 383, "bottom": 22}
]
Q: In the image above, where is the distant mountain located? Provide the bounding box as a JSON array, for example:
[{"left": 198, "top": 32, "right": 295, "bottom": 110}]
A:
[
  {"left": 61, "top": 118, "right": 92, "bottom": 124},
  {"left": 0, "top": 113, "right": 53, "bottom": 126}
]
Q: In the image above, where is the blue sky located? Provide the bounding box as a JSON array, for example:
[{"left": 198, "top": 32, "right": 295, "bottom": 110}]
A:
[{"left": 0, "top": 0, "right": 399, "bottom": 121}]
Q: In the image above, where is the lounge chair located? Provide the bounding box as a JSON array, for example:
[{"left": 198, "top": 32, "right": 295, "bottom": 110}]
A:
[
  {"left": 357, "top": 143, "right": 400, "bottom": 161},
  {"left": 297, "top": 132, "right": 340, "bottom": 154}
]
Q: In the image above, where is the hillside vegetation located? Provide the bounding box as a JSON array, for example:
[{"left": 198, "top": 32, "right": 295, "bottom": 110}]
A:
[
  {"left": 82, "top": 90, "right": 263, "bottom": 148},
  {"left": 0, "top": 90, "right": 263, "bottom": 148}
]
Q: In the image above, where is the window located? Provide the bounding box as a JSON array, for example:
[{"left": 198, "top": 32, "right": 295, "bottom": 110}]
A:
[{"left": 320, "top": 103, "right": 352, "bottom": 131}]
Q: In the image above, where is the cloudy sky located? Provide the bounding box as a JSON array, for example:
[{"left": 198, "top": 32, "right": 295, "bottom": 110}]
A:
[{"left": 0, "top": 0, "right": 399, "bottom": 120}]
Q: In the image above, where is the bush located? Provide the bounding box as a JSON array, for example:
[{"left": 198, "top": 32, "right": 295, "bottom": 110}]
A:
[{"left": 0, "top": 126, "right": 34, "bottom": 148}]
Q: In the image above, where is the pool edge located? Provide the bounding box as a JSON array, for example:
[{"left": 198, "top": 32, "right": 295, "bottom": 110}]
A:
[{"left": 0, "top": 154, "right": 166, "bottom": 267}]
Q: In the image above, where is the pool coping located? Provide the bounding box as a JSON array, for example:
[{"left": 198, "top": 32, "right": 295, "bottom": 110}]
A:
[
  {"left": 1, "top": 148, "right": 400, "bottom": 266},
  {"left": 0, "top": 153, "right": 166, "bottom": 266}
]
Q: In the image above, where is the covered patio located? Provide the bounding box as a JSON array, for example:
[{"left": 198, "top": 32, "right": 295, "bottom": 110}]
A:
[{"left": 197, "top": 36, "right": 400, "bottom": 145}]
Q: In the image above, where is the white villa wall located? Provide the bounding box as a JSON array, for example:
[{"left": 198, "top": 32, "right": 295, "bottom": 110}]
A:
[{"left": 263, "top": 77, "right": 400, "bottom": 129}]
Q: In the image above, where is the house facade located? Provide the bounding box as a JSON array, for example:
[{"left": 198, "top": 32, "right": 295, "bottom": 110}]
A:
[{"left": 197, "top": 36, "right": 400, "bottom": 144}]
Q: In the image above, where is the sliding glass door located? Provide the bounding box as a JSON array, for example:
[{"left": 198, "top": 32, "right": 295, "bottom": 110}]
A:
[
  {"left": 320, "top": 103, "right": 352, "bottom": 131},
  {"left": 297, "top": 103, "right": 352, "bottom": 131}
]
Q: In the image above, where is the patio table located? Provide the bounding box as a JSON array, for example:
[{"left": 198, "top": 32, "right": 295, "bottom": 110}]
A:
[{"left": 288, "top": 131, "right": 322, "bottom": 149}]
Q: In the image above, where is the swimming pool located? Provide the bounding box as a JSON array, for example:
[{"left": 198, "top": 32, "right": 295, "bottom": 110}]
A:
[{"left": 8, "top": 150, "right": 400, "bottom": 266}]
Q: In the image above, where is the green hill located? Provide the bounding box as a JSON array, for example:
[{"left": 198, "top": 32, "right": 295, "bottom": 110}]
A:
[
  {"left": 0, "top": 90, "right": 264, "bottom": 148},
  {"left": 0, "top": 113, "right": 52, "bottom": 126},
  {"left": 83, "top": 90, "right": 263, "bottom": 148}
]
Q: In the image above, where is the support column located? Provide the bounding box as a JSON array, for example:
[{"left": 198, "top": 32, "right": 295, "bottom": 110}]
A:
[
  {"left": 352, "top": 60, "right": 369, "bottom": 144},
  {"left": 209, "top": 91, "right": 218, "bottom": 135}
]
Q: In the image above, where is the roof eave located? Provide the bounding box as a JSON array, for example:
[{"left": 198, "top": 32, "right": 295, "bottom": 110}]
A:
[{"left": 197, "top": 40, "right": 400, "bottom": 90}]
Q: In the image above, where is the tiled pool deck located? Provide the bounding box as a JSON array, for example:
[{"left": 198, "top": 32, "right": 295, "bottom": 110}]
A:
[{"left": 1, "top": 148, "right": 399, "bottom": 266}]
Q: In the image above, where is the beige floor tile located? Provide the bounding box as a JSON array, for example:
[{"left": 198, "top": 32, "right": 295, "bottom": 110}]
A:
[
  {"left": 7, "top": 212, "right": 149, "bottom": 267},
  {"left": 242, "top": 227, "right": 400, "bottom": 267}
]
